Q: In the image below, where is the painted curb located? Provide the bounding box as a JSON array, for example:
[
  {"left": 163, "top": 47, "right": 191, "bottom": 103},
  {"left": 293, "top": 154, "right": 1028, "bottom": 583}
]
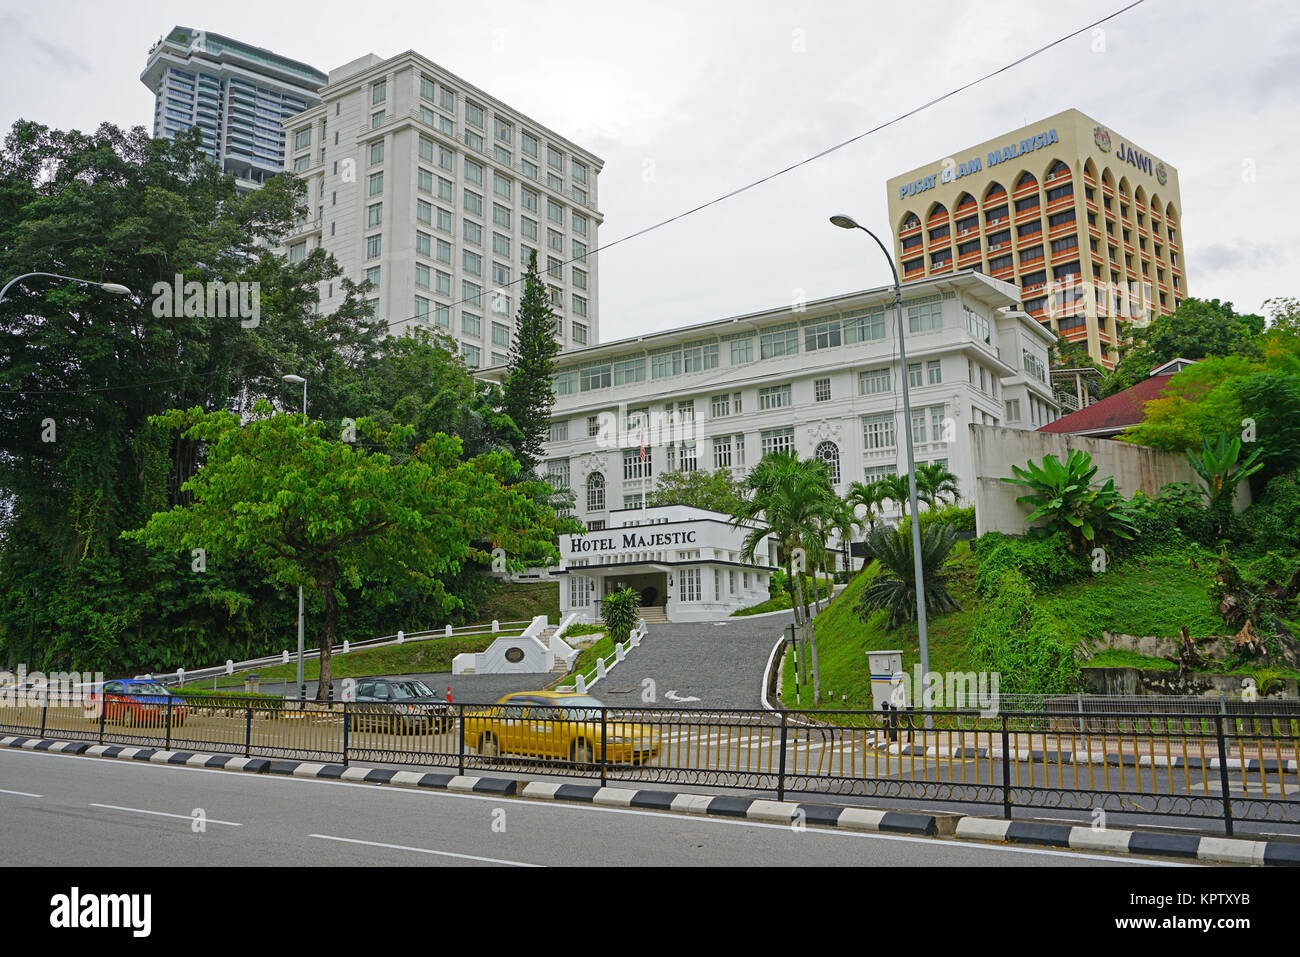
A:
[{"left": 4, "top": 733, "right": 1297, "bottom": 865}]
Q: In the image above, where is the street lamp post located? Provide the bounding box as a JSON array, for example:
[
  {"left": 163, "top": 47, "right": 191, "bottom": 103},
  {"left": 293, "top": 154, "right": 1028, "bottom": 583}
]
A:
[
  {"left": 0, "top": 272, "right": 131, "bottom": 303},
  {"left": 830, "top": 215, "right": 932, "bottom": 720},
  {"left": 282, "top": 374, "right": 308, "bottom": 700}
]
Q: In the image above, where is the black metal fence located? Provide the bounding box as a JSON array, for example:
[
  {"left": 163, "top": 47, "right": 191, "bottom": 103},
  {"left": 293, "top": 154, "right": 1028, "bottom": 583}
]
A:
[{"left": 2, "top": 694, "right": 1297, "bottom": 836}]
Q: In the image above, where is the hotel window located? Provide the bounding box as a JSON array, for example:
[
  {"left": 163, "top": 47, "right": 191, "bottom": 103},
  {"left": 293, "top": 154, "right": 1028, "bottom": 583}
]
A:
[
  {"left": 586, "top": 472, "right": 606, "bottom": 511},
  {"left": 574, "top": 296, "right": 588, "bottom": 318},
  {"left": 680, "top": 568, "right": 702, "bottom": 603},
  {"left": 573, "top": 160, "right": 588, "bottom": 184},
  {"left": 289, "top": 242, "right": 307, "bottom": 263},
  {"left": 580, "top": 363, "right": 610, "bottom": 391},
  {"left": 463, "top": 281, "right": 482, "bottom": 306},
  {"left": 547, "top": 200, "right": 564, "bottom": 226},
  {"left": 711, "top": 393, "right": 731, "bottom": 418},
  {"left": 492, "top": 262, "right": 511, "bottom": 287},
  {"left": 549, "top": 286, "right": 563, "bottom": 309},
  {"left": 437, "top": 177, "right": 453, "bottom": 201},
  {"left": 414, "top": 295, "right": 429, "bottom": 321},
  {"left": 651, "top": 348, "right": 682, "bottom": 380},
  {"left": 569, "top": 575, "right": 592, "bottom": 608},
  {"left": 493, "top": 232, "right": 511, "bottom": 257},
  {"left": 547, "top": 146, "right": 564, "bottom": 172},
  {"left": 682, "top": 341, "right": 718, "bottom": 372},
  {"left": 522, "top": 158, "right": 539, "bottom": 180},
  {"left": 463, "top": 250, "right": 482, "bottom": 276},
  {"left": 465, "top": 101, "right": 484, "bottom": 129},
  {"left": 293, "top": 155, "right": 310, "bottom": 173},
  {"left": 573, "top": 240, "right": 587, "bottom": 261},
  {"left": 491, "top": 290, "right": 510, "bottom": 315},
  {"left": 462, "top": 312, "right": 481, "bottom": 338},
  {"left": 417, "top": 168, "right": 433, "bottom": 194},
  {"left": 623, "top": 448, "right": 651, "bottom": 480},
  {"left": 760, "top": 428, "right": 795, "bottom": 457},
  {"left": 294, "top": 128, "right": 311, "bottom": 151},
  {"left": 419, "top": 75, "right": 437, "bottom": 101},
  {"left": 521, "top": 244, "right": 537, "bottom": 265},
  {"left": 416, "top": 201, "right": 432, "bottom": 227},
  {"left": 730, "top": 337, "right": 754, "bottom": 364},
  {"left": 494, "top": 174, "right": 512, "bottom": 201},
  {"left": 522, "top": 188, "right": 539, "bottom": 213},
  {"left": 1005, "top": 398, "right": 1022, "bottom": 422},
  {"left": 549, "top": 420, "right": 568, "bottom": 443},
  {"left": 414, "top": 263, "right": 430, "bottom": 289},
  {"left": 759, "top": 384, "right": 792, "bottom": 410},
  {"left": 963, "top": 307, "right": 991, "bottom": 343},
  {"left": 613, "top": 357, "right": 645, "bottom": 385},
  {"left": 436, "top": 238, "right": 451, "bottom": 264},
  {"left": 573, "top": 268, "right": 588, "bottom": 290},
  {"left": 548, "top": 229, "right": 564, "bottom": 252},
  {"left": 371, "top": 79, "right": 386, "bottom": 105},
  {"left": 370, "top": 141, "right": 384, "bottom": 166},
  {"left": 371, "top": 111, "right": 384, "bottom": 130},
  {"left": 416, "top": 231, "right": 432, "bottom": 257},
  {"left": 678, "top": 442, "right": 698, "bottom": 472},
  {"left": 842, "top": 309, "right": 886, "bottom": 343},
  {"left": 463, "top": 220, "right": 482, "bottom": 246},
  {"left": 908, "top": 362, "right": 923, "bottom": 388},
  {"left": 910, "top": 407, "right": 929, "bottom": 444},
  {"left": 814, "top": 378, "right": 832, "bottom": 402},
  {"left": 862, "top": 412, "right": 895, "bottom": 451},
  {"left": 572, "top": 322, "right": 588, "bottom": 345},
  {"left": 461, "top": 344, "right": 480, "bottom": 367},
  {"left": 464, "top": 158, "right": 484, "bottom": 186},
  {"left": 435, "top": 270, "right": 451, "bottom": 295},
  {"left": 760, "top": 324, "right": 798, "bottom": 359},
  {"left": 927, "top": 359, "right": 942, "bottom": 385},
  {"left": 713, "top": 435, "right": 733, "bottom": 468},
  {"left": 492, "top": 322, "right": 510, "bottom": 347},
  {"left": 816, "top": 441, "right": 841, "bottom": 485},
  {"left": 859, "top": 367, "right": 891, "bottom": 395},
  {"left": 464, "top": 190, "right": 483, "bottom": 216},
  {"left": 804, "top": 318, "right": 842, "bottom": 351},
  {"left": 908, "top": 301, "right": 943, "bottom": 332},
  {"left": 522, "top": 217, "right": 538, "bottom": 241},
  {"left": 573, "top": 212, "right": 588, "bottom": 236},
  {"left": 366, "top": 234, "right": 382, "bottom": 259}
]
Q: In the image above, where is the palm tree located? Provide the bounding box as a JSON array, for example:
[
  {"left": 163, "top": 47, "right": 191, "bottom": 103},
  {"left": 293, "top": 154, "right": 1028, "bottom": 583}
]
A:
[
  {"left": 876, "top": 473, "right": 913, "bottom": 517},
  {"left": 732, "top": 452, "right": 834, "bottom": 703},
  {"left": 915, "top": 463, "right": 960, "bottom": 511},
  {"left": 846, "top": 479, "right": 888, "bottom": 536},
  {"left": 854, "top": 524, "right": 962, "bottom": 629}
]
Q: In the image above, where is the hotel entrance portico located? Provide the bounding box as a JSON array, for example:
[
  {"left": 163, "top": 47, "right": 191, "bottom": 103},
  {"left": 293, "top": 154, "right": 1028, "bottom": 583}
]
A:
[{"left": 559, "top": 505, "right": 777, "bottom": 624}]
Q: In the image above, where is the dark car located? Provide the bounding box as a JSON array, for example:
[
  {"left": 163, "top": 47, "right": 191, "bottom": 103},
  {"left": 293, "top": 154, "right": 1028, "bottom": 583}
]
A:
[
  {"left": 91, "top": 679, "right": 189, "bottom": 727},
  {"left": 348, "top": 678, "right": 452, "bottom": 734}
]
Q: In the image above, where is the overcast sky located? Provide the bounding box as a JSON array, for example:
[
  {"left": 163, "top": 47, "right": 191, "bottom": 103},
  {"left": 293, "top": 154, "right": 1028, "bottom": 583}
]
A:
[{"left": 2, "top": 0, "right": 1296, "bottom": 342}]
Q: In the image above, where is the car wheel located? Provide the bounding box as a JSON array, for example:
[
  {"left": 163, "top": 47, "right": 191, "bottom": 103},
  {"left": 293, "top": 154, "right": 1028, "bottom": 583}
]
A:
[
  {"left": 478, "top": 733, "right": 499, "bottom": 757},
  {"left": 570, "top": 740, "right": 593, "bottom": 764}
]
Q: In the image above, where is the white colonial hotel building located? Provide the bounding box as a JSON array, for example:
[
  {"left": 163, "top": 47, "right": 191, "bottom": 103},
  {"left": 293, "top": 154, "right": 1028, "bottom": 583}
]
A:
[{"left": 481, "top": 269, "right": 1058, "bottom": 622}]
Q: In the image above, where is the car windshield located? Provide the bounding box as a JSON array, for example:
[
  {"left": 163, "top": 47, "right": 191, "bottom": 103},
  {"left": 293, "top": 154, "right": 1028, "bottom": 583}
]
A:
[
  {"left": 552, "top": 695, "right": 605, "bottom": 718},
  {"left": 126, "top": 682, "right": 171, "bottom": 696},
  {"left": 390, "top": 680, "right": 435, "bottom": 699}
]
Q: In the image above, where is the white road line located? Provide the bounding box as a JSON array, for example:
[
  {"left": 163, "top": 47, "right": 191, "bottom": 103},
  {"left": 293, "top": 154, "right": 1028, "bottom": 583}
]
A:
[
  {"left": 0, "top": 787, "right": 42, "bottom": 797},
  {"left": 89, "top": 803, "right": 242, "bottom": 826},
  {"left": 309, "top": 833, "right": 541, "bottom": 867}
]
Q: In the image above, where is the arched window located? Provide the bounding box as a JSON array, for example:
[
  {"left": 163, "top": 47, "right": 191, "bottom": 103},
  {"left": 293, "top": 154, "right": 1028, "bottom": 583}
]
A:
[
  {"left": 815, "top": 441, "right": 841, "bottom": 486},
  {"left": 586, "top": 472, "right": 605, "bottom": 511},
  {"left": 1016, "top": 171, "right": 1038, "bottom": 189},
  {"left": 902, "top": 211, "right": 920, "bottom": 229}
]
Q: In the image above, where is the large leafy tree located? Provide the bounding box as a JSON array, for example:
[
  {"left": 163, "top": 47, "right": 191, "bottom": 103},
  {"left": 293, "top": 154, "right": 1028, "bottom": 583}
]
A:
[
  {"left": 1105, "top": 298, "right": 1265, "bottom": 396},
  {"left": 648, "top": 467, "right": 746, "bottom": 515},
  {"left": 0, "top": 121, "right": 381, "bottom": 672},
  {"left": 125, "top": 406, "right": 565, "bottom": 697},
  {"left": 501, "top": 250, "right": 561, "bottom": 473},
  {"left": 915, "top": 462, "right": 960, "bottom": 511}
]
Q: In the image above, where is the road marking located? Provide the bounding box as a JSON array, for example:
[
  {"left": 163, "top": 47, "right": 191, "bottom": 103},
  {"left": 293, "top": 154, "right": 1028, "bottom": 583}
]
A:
[
  {"left": 89, "top": 803, "right": 242, "bottom": 826},
  {"left": 309, "top": 833, "right": 541, "bottom": 867},
  {"left": 0, "top": 787, "right": 41, "bottom": 797}
]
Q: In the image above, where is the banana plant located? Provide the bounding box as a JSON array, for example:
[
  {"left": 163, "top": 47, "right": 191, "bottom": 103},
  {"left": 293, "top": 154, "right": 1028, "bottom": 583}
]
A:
[
  {"left": 1001, "top": 449, "right": 1136, "bottom": 552},
  {"left": 1187, "top": 433, "right": 1264, "bottom": 509}
]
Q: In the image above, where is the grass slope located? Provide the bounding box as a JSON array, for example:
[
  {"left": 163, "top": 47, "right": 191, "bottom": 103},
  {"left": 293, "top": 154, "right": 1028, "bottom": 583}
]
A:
[
  {"left": 779, "top": 544, "right": 1257, "bottom": 711},
  {"left": 475, "top": 581, "right": 560, "bottom": 624}
]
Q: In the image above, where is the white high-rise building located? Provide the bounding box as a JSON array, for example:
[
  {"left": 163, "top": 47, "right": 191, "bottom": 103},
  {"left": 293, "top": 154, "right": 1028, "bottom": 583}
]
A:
[
  {"left": 141, "top": 27, "right": 327, "bottom": 192},
  {"left": 282, "top": 51, "right": 604, "bottom": 364}
]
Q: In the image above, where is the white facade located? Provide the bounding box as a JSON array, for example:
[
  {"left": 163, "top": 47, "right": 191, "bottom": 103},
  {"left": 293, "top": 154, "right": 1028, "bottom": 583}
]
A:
[
  {"left": 482, "top": 271, "right": 1058, "bottom": 563},
  {"left": 281, "top": 51, "right": 603, "bottom": 365},
  {"left": 559, "top": 505, "right": 776, "bottom": 623}
]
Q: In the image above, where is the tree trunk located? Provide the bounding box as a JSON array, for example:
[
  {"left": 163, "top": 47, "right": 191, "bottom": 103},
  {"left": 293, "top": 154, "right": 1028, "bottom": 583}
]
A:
[{"left": 785, "top": 553, "right": 804, "bottom": 687}]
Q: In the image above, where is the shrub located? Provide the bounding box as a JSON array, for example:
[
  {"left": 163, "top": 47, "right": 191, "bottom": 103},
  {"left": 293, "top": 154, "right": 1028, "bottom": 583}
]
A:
[
  {"left": 898, "top": 504, "right": 976, "bottom": 538},
  {"left": 600, "top": 587, "right": 641, "bottom": 643},
  {"left": 1002, "top": 449, "right": 1136, "bottom": 551},
  {"left": 1244, "top": 472, "right": 1300, "bottom": 554},
  {"left": 968, "top": 569, "right": 1081, "bottom": 695},
  {"left": 973, "top": 530, "right": 1089, "bottom": 598},
  {"left": 855, "top": 524, "right": 962, "bottom": 630},
  {"left": 1113, "top": 489, "right": 1193, "bottom": 560}
]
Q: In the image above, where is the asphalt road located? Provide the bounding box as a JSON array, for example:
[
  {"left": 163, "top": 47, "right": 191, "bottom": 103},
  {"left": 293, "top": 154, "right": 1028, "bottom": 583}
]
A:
[{"left": 0, "top": 746, "right": 1189, "bottom": 867}]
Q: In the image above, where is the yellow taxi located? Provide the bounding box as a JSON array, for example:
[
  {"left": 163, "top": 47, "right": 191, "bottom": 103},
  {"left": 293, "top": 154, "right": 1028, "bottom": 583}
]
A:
[{"left": 463, "top": 691, "right": 660, "bottom": 765}]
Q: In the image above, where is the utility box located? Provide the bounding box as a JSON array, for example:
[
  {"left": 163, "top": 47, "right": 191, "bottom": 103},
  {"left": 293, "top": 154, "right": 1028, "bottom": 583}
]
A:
[
  {"left": 244, "top": 673, "right": 260, "bottom": 694},
  {"left": 867, "top": 650, "right": 904, "bottom": 711}
]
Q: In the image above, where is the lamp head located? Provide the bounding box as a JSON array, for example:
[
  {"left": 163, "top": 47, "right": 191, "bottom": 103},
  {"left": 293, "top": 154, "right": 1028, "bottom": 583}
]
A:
[
  {"left": 829, "top": 214, "right": 860, "bottom": 230},
  {"left": 281, "top": 374, "right": 306, "bottom": 385},
  {"left": 99, "top": 283, "right": 132, "bottom": 296}
]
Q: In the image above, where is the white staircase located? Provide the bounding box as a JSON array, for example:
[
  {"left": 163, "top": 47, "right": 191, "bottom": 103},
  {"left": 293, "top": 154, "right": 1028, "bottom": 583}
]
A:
[{"left": 639, "top": 605, "right": 668, "bottom": 624}]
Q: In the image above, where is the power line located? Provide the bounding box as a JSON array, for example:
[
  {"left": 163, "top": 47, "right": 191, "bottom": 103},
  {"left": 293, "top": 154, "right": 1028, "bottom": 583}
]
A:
[{"left": 378, "top": 0, "right": 1148, "bottom": 333}]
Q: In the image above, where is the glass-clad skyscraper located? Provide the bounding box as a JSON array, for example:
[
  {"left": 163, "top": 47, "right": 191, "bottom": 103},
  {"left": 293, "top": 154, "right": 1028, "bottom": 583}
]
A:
[{"left": 142, "top": 26, "right": 327, "bottom": 191}]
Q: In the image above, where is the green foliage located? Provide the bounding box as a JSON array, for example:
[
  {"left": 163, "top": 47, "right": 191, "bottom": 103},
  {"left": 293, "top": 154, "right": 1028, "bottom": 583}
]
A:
[
  {"left": 854, "top": 524, "right": 962, "bottom": 630},
  {"left": 898, "top": 504, "right": 976, "bottom": 538},
  {"left": 1187, "top": 433, "right": 1264, "bottom": 509},
  {"left": 874, "top": 473, "right": 915, "bottom": 516},
  {"left": 501, "top": 250, "right": 561, "bottom": 473},
  {"left": 1002, "top": 450, "right": 1136, "bottom": 551},
  {"left": 914, "top": 462, "right": 961, "bottom": 510},
  {"left": 846, "top": 479, "right": 889, "bottom": 531},
  {"left": 968, "top": 570, "right": 1080, "bottom": 695},
  {"left": 648, "top": 468, "right": 746, "bottom": 515},
  {"left": 973, "top": 531, "right": 1089, "bottom": 597},
  {"left": 1106, "top": 298, "right": 1266, "bottom": 397},
  {"left": 600, "top": 587, "right": 641, "bottom": 643},
  {"left": 1243, "top": 473, "right": 1300, "bottom": 553}
]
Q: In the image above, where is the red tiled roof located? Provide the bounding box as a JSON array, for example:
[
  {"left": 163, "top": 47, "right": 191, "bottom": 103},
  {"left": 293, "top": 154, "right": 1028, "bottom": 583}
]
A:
[{"left": 1038, "top": 374, "right": 1176, "bottom": 435}]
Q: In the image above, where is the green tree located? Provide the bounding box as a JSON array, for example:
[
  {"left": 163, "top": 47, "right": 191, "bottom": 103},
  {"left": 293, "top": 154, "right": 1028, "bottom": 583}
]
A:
[
  {"left": 915, "top": 462, "right": 960, "bottom": 510},
  {"left": 968, "top": 569, "right": 1080, "bottom": 695},
  {"left": 1105, "top": 298, "right": 1265, "bottom": 397},
  {"left": 876, "top": 473, "right": 914, "bottom": 516},
  {"left": 501, "top": 250, "right": 560, "bottom": 473},
  {"left": 846, "top": 479, "right": 888, "bottom": 534},
  {"left": 124, "top": 406, "right": 564, "bottom": 698},
  {"left": 854, "top": 524, "right": 961, "bottom": 630},
  {"left": 648, "top": 468, "right": 747, "bottom": 515},
  {"left": 600, "top": 587, "right": 641, "bottom": 643}
]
